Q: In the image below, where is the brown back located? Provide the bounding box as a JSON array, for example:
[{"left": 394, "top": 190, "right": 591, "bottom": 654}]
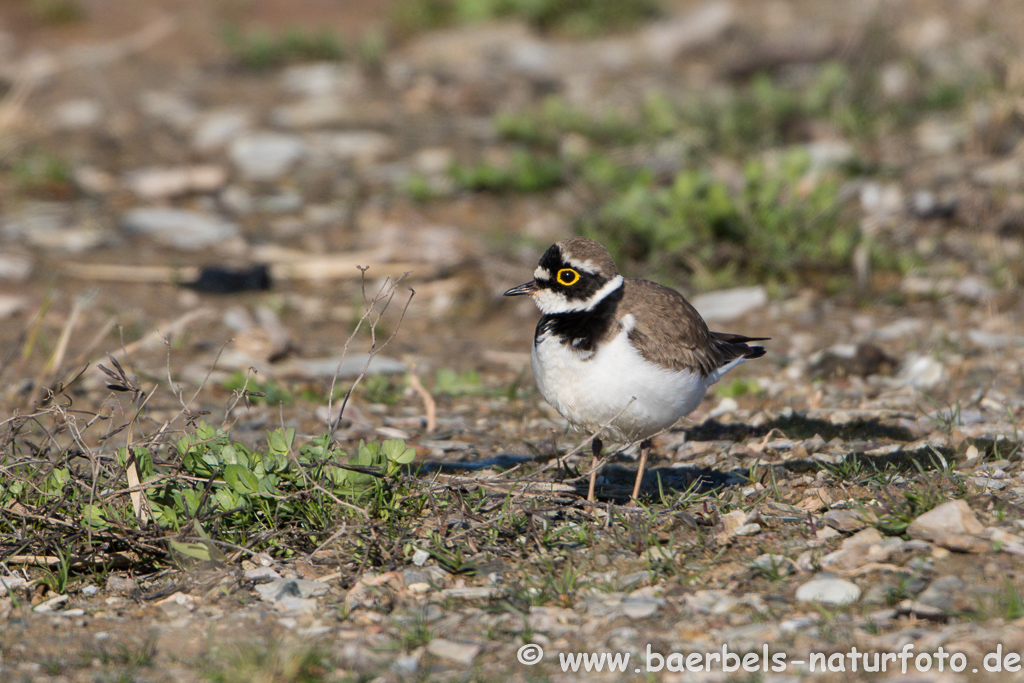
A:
[{"left": 618, "top": 278, "right": 765, "bottom": 376}]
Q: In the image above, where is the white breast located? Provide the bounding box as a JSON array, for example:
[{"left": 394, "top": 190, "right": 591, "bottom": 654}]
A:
[{"left": 531, "top": 320, "right": 719, "bottom": 441}]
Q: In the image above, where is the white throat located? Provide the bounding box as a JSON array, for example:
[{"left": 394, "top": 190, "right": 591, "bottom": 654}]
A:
[{"left": 533, "top": 274, "right": 623, "bottom": 315}]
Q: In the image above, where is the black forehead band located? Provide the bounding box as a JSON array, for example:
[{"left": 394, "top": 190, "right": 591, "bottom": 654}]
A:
[{"left": 539, "top": 244, "right": 563, "bottom": 272}]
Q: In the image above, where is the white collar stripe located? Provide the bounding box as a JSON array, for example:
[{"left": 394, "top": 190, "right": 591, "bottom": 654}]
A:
[
  {"left": 533, "top": 275, "right": 623, "bottom": 315},
  {"left": 584, "top": 275, "right": 624, "bottom": 311}
]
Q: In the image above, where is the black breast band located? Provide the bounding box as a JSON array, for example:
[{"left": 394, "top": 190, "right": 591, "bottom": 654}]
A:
[{"left": 535, "top": 285, "right": 624, "bottom": 354}]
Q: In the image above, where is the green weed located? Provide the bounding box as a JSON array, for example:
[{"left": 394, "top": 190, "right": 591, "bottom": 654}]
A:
[
  {"left": 362, "top": 374, "right": 406, "bottom": 405},
  {"left": 1, "top": 422, "right": 417, "bottom": 564},
  {"left": 528, "top": 559, "right": 589, "bottom": 607},
  {"left": 37, "top": 545, "right": 74, "bottom": 595},
  {"left": 392, "top": 0, "right": 661, "bottom": 38},
  {"left": 394, "top": 613, "right": 435, "bottom": 649},
  {"left": 221, "top": 24, "right": 346, "bottom": 70},
  {"left": 716, "top": 377, "right": 763, "bottom": 399},
  {"left": 450, "top": 150, "right": 563, "bottom": 193},
  {"left": 425, "top": 532, "right": 478, "bottom": 575},
  {"left": 32, "top": 0, "right": 84, "bottom": 24},
  {"left": 434, "top": 368, "right": 485, "bottom": 396},
  {"left": 221, "top": 370, "right": 292, "bottom": 406},
  {"left": 872, "top": 454, "right": 965, "bottom": 535},
  {"left": 203, "top": 641, "right": 331, "bottom": 683},
  {"left": 581, "top": 149, "right": 856, "bottom": 289},
  {"left": 13, "top": 153, "right": 74, "bottom": 198}
]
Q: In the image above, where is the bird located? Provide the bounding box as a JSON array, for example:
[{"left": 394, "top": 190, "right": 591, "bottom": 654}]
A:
[{"left": 504, "top": 236, "right": 768, "bottom": 503}]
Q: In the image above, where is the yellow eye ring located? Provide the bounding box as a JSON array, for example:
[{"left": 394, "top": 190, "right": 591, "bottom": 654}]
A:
[{"left": 556, "top": 268, "right": 580, "bottom": 286}]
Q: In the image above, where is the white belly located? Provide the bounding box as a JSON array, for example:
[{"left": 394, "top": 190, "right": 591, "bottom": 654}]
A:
[{"left": 531, "top": 326, "right": 715, "bottom": 441}]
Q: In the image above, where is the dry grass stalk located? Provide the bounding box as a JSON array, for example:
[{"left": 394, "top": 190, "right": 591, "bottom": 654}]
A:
[
  {"left": 61, "top": 256, "right": 434, "bottom": 284},
  {"left": 407, "top": 370, "right": 437, "bottom": 434},
  {"left": 327, "top": 269, "right": 415, "bottom": 432}
]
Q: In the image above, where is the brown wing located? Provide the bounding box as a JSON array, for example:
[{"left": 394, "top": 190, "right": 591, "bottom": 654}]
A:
[{"left": 619, "top": 279, "right": 767, "bottom": 376}]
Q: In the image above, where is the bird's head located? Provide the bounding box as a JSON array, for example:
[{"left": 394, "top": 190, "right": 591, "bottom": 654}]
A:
[{"left": 504, "top": 237, "right": 623, "bottom": 314}]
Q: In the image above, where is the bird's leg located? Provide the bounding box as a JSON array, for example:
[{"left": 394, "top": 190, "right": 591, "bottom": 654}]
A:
[
  {"left": 587, "top": 436, "right": 602, "bottom": 502},
  {"left": 630, "top": 438, "right": 652, "bottom": 505}
]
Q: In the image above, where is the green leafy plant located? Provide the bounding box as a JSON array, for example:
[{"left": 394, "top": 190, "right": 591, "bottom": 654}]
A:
[
  {"left": 433, "top": 368, "right": 484, "bottom": 396},
  {"left": 37, "top": 546, "right": 74, "bottom": 595},
  {"left": 450, "top": 150, "right": 563, "bottom": 193},
  {"left": 203, "top": 640, "right": 330, "bottom": 683},
  {"left": 13, "top": 153, "right": 74, "bottom": 198},
  {"left": 221, "top": 24, "right": 346, "bottom": 70},
  {"left": 716, "top": 377, "right": 763, "bottom": 399},
  {"left": 495, "top": 95, "right": 669, "bottom": 148},
  {"left": 872, "top": 455, "right": 965, "bottom": 536},
  {"left": 32, "top": 0, "right": 84, "bottom": 24},
  {"left": 391, "top": 0, "right": 661, "bottom": 37},
  {"left": 361, "top": 375, "right": 406, "bottom": 405},
  {"left": 221, "top": 370, "right": 292, "bottom": 406},
  {"left": 53, "top": 423, "right": 420, "bottom": 558},
  {"left": 582, "top": 149, "right": 856, "bottom": 288},
  {"left": 527, "top": 559, "right": 589, "bottom": 607},
  {"left": 425, "top": 532, "right": 478, "bottom": 575}
]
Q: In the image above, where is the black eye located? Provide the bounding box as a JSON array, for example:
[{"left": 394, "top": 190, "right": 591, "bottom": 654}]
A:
[{"left": 556, "top": 268, "right": 580, "bottom": 286}]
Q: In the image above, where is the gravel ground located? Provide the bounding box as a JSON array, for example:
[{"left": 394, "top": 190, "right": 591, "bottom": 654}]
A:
[{"left": 1, "top": 1, "right": 1024, "bottom": 681}]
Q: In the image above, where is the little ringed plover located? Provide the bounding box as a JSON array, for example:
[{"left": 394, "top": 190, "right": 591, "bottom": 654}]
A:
[{"left": 505, "top": 237, "right": 768, "bottom": 503}]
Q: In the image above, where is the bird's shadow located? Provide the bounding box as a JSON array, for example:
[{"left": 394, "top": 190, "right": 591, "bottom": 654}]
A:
[{"left": 415, "top": 413, "right": 988, "bottom": 504}]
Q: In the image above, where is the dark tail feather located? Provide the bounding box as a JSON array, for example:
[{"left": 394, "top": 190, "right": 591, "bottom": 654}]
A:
[
  {"left": 711, "top": 331, "right": 769, "bottom": 359},
  {"left": 712, "top": 332, "right": 770, "bottom": 344}
]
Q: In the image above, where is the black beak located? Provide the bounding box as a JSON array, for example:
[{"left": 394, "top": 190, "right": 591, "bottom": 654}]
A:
[{"left": 504, "top": 280, "right": 538, "bottom": 296}]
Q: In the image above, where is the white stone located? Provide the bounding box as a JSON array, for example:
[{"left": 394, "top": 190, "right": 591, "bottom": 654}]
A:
[
  {"left": 2, "top": 202, "right": 108, "bottom": 252},
  {"left": 426, "top": 638, "right": 481, "bottom": 665},
  {"left": 860, "top": 182, "right": 903, "bottom": 216},
  {"left": 244, "top": 567, "right": 281, "bottom": 582},
  {"left": 51, "top": 98, "right": 102, "bottom": 130},
  {"left": 73, "top": 166, "right": 117, "bottom": 195},
  {"left": 907, "top": 500, "right": 984, "bottom": 541},
  {"left": 640, "top": 1, "right": 735, "bottom": 63},
  {"left": 281, "top": 62, "right": 361, "bottom": 98},
  {"left": 621, "top": 597, "right": 664, "bottom": 619},
  {"left": 33, "top": 594, "right": 69, "bottom": 612},
  {"left": 804, "top": 140, "right": 855, "bottom": 171},
  {"left": 915, "top": 118, "right": 965, "bottom": 154},
  {"left": 0, "top": 295, "right": 26, "bottom": 320},
  {"left": 193, "top": 109, "right": 251, "bottom": 152},
  {"left": 751, "top": 553, "right": 797, "bottom": 577},
  {"left": 124, "top": 165, "right": 227, "bottom": 200},
  {"left": 122, "top": 208, "right": 239, "bottom": 250},
  {"left": 870, "top": 318, "right": 925, "bottom": 341},
  {"left": 441, "top": 587, "right": 497, "bottom": 600},
  {"left": 708, "top": 397, "right": 739, "bottom": 419},
  {"left": 280, "top": 354, "right": 408, "bottom": 379},
  {"left": 972, "top": 159, "right": 1024, "bottom": 187},
  {"left": 796, "top": 577, "right": 861, "bottom": 606},
  {"left": 275, "top": 596, "right": 318, "bottom": 614},
  {"left": 717, "top": 509, "right": 748, "bottom": 540},
  {"left": 970, "top": 477, "right": 1005, "bottom": 490},
  {"left": 819, "top": 528, "right": 904, "bottom": 570},
  {"left": 317, "top": 132, "right": 394, "bottom": 163},
  {"left": 897, "top": 354, "right": 944, "bottom": 389},
  {"left": 255, "top": 577, "right": 330, "bottom": 602},
  {"left": 0, "top": 576, "right": 28, "bottom": 596},
  {"left": 139, "top": 91, "right": 198, "bottom": 130},
  {"left": 881, "top": 62, "right": 912, "bottom": 99},
  {"left": 229, "top": 133, "right": 305, "bottom": 181},
  {"left": 967, "top": 330, "right": 1023, "bottom": 349},
  {"left": 270, "top": 97, "right": 351, "bottom": 129},
  {"left": 691, "top": 286, "right": 768, "bottom": 322}
]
